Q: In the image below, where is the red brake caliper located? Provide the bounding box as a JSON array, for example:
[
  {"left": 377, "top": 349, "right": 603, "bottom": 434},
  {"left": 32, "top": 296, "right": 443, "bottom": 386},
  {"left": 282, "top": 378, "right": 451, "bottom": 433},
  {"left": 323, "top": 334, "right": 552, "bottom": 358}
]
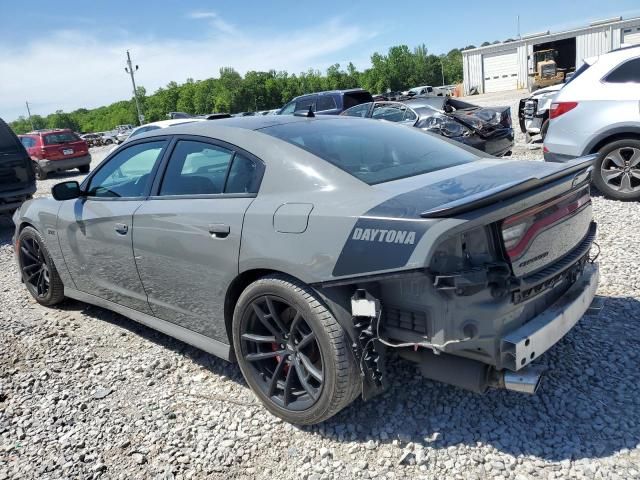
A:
[{"left": 271, "top": 342, "right": 289, "bottom": 373}]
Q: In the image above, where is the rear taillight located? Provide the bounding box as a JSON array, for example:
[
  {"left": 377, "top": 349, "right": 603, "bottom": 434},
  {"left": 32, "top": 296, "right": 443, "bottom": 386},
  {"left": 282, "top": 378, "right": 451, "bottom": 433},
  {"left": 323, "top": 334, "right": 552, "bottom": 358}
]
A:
[
  {"left": 549, "top": 101, "right": 578, "bottom": 119},
  {"left": 501, "top": 187, "right": 590, "bottom": 259}
]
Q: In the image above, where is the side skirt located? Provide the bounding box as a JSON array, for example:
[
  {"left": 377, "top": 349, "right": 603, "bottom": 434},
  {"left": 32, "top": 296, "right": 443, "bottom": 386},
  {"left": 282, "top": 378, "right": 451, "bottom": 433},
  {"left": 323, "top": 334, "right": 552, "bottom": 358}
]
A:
[{"left": 64, "top": 288, "right": 232, "bottom": 361}]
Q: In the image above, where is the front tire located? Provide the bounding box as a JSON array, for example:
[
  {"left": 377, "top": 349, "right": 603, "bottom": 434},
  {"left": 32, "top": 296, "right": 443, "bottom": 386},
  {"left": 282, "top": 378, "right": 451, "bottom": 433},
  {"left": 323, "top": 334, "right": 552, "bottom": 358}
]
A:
[
  {"left": 592, "top": 139, "right": 640, "bottom": 201},
  {"left": 32, "top": 162, "right": 47, "bottom": 180},
  {"left": 17, "top": 226, "right": 65, "bottom": 306},
  {"left": 232, "top": 274, "right": 360, "bottom": 424}
]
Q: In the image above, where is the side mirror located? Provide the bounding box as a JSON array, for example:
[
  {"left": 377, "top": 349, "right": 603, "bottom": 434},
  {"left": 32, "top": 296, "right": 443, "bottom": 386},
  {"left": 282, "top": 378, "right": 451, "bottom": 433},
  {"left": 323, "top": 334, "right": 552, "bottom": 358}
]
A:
[{"left": 52, "top": 181, "right": 82, "bottom": 201}]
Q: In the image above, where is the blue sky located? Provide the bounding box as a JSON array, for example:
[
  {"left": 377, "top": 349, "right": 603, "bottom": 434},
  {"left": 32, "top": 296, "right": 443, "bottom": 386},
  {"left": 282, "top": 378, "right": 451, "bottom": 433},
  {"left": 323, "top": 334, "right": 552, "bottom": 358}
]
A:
[{"left": 2, "top": 0, "right": 640, "bottom": 121}]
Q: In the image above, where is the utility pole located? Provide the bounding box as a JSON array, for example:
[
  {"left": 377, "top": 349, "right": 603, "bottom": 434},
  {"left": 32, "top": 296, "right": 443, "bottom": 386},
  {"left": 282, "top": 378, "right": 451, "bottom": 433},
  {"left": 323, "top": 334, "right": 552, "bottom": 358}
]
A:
[
  {"left": 517, "top": 15, "right": 521, "bottom": 40},
  {"left": 124, "top": 50, "right": 144, "bottom": 125},
  {"left": 440, "top": 59, "right": 446, "bottom": 86},
  {"left": 25, "top": 101, "right": 34, "bottom": 130}
]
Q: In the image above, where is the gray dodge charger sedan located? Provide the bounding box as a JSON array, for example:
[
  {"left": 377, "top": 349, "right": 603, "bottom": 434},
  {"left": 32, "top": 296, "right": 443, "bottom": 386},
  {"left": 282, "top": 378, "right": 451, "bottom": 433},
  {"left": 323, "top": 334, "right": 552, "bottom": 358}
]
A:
[{"left": 13, "top": 115, "right": 599, "bottom": 424}]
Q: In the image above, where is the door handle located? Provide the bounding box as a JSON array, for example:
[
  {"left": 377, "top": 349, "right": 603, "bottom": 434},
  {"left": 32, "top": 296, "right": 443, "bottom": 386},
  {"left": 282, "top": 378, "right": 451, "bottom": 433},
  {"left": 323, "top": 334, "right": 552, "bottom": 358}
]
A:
[
  {"left": 114, "top": 223, "right": 129, "bottom": 235},
  {"left": 208, "top": 223, "right": 230, "bottom": 238}
]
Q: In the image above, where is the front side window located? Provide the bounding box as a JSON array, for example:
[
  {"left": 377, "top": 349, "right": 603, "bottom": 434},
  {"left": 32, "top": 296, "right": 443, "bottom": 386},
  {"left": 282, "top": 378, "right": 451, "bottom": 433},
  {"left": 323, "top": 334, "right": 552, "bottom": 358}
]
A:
[
  {"left": 604, "top": 57, "right": 640, "bottom": 83},
  {"left": 86, "top": 141, "right": 166, "bottom": 198},
  {"left": 262, "top": 118, "right": 477, "bottom": 185},
  {"left": 159, "top": 140, "right": 258, "bottom": 195}
]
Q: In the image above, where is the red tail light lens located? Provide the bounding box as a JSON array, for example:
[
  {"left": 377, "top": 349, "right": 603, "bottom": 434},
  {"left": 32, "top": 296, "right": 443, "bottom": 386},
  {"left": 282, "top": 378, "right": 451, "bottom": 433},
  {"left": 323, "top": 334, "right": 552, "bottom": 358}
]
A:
[
  {"left": 501, "top": 187, "right": 590, "bottom": 259},
  {"left": 549, "top": 101, "right": 578, "bottom": 119}
]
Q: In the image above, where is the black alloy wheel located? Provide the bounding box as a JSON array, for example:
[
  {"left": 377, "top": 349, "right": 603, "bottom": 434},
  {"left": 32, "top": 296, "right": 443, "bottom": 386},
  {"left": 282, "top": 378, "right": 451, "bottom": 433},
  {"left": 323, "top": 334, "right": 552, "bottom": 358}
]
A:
[
  {"left": 19, "top": 236, "right": 51, "bottom": 298},
  {"left": 240, "top": 295, "right": 324, "bottom": 411},
  {"left": 232, "top": 274, "right": 360, "bottom": 424},
  {"left": 17, "top": 227, "right": 65, "bottom": 306}
]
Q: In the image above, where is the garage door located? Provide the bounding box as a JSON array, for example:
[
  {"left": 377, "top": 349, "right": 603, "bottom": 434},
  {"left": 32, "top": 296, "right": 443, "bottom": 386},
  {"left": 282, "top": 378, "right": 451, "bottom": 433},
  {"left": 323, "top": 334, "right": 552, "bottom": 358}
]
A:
[
  {"left": 483, "top": 50, "right": 518, "bottom": 93},
  {"left": 623, "top": 26, "right": 640, "bottom": 46}
]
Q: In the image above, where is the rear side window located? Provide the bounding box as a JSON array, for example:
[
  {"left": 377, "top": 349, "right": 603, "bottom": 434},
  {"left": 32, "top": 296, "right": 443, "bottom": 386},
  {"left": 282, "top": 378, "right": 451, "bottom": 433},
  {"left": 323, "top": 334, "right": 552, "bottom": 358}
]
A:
[
  {"left": 341, "top": 103, "right": 371, "bottom": 118},
  {"left": 262, "top": 119, "right": 478, "bottom": 185},
  {"left": 160, "top": 141, "right": 233, "bottom": 195},
  {"left": 44, "top": 131, "right": 79, "bottom": 145},
  {"left": 316, "top": 96, "right": 337, "bottom": 112},
  {"left": 343, "top": 91, "right": 373, "bottom": 110},
  {"left": 604, "top": 58, "right": 640, "bottom": 83},
  {"left": 295, "top": 96, "right": 316, "bottom": 112},
  {"left": 20, "top": 137, "right": 36, "bottom": 148}
]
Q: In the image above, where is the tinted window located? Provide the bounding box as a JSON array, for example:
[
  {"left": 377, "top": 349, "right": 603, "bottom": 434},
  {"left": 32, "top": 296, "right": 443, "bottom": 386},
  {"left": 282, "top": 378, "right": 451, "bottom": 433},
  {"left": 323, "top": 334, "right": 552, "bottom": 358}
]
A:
[
  {"left": 20, "top": 137, "right": 36, "bottom": 148},
  {"left": 86, "top": 141, "right": 166, "bottom": 197},
  {"left": 295, "top": 96, "right": 316, "bottom": 112},
  {"left": 565, "top": 62, "right": 590, "bottom": 85},
  {"left": 43, "top": 132, "right": 79, "bottom": 145},
  {"left": 604, "top": 58, "right": 640, "bottom": 83},
  {"left": 225, "top": 154, "right": 260, "bottom": 194},
  {"left": 341, "top": 103, "right": 371, "bottom": 118},
  {"left": 262, "top": 119, "right": 477, "bottom": 185},
  {"left": 316, "top": 95, "right": 337, "bottom": 112},
  {"left": 160, "top": 141, "right": 233, "bottom": 195},
  {"left": 343, "top": 91, "right": 373, "bottom": 109}
]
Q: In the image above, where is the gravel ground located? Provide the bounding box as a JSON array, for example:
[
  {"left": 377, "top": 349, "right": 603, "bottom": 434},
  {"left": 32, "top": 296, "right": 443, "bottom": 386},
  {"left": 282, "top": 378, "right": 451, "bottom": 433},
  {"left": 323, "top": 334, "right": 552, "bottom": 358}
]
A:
[{"left": 2, "top": 106, "right": 640, "bottom": 480}]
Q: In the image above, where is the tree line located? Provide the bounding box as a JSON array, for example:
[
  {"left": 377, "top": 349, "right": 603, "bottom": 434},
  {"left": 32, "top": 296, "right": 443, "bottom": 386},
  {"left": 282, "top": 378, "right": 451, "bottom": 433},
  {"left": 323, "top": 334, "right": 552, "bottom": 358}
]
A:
[{"left": 10, "top": 44, "right": 464, "bottom": 135}]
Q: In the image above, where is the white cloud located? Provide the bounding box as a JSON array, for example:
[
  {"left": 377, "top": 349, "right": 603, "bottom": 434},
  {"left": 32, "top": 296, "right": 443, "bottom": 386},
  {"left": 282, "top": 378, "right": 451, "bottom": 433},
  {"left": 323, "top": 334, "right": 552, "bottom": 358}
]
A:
[
  {"left": 187, "top": 10, "right": 236, "bottom": 35},
  {"left": 0, "top": 17, "right": 375, "bottom": 122}
]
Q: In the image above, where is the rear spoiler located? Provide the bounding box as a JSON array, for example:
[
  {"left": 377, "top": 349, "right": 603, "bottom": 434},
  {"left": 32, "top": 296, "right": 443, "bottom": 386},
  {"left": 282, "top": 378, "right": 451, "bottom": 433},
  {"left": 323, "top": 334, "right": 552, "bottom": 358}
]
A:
[{"left": 420, "top": 155, "right": 596, "bottom": 219}]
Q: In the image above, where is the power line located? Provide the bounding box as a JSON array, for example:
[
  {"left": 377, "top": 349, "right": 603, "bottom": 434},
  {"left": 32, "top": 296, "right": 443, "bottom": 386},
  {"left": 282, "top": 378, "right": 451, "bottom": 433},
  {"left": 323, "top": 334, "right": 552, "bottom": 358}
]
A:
[{"left": 125, "top": 50, "right": 144, "bottom": 125}]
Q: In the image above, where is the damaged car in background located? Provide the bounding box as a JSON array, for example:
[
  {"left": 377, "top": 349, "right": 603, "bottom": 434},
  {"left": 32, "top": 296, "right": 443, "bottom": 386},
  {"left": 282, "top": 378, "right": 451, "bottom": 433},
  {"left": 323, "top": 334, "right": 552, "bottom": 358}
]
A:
[
  {"left": 13, "top": 116, "right": 598, "bottom": 424},
  {"left": 518, "top": 83, "right": 563, "bottom": 142},
  {"left": 342, "top": 96, "right": 514, "bottom": 157}
]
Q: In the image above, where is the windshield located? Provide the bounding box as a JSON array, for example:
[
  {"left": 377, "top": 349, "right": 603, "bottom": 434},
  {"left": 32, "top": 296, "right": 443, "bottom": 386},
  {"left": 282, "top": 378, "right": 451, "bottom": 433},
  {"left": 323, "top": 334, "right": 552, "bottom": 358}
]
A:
[
  {"left": 44, "top": 131, "right": 79, "bottom": 145},
  {"left": 261, "top": 118, "right": 478, "bottom": 185}
]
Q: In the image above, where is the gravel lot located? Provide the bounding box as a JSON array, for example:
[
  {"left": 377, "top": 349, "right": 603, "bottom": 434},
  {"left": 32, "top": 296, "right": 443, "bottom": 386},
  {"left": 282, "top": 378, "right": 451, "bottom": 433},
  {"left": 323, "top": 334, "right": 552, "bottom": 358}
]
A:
[{"left": 2, "top": 98, "right": 640, "bottom": 479}]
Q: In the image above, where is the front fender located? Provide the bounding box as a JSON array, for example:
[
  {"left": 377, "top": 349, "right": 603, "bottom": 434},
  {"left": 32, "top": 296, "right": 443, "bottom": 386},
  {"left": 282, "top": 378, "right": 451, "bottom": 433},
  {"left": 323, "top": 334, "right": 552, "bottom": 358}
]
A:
[{"left": 14, "top": 198, "right": 74, "bottom": 288}]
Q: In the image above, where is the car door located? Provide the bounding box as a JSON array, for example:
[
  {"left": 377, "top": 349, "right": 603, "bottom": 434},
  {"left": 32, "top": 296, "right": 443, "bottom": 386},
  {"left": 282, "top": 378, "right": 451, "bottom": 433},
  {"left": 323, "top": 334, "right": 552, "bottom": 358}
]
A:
[
  {"left": 57, "top": 139, "right": 168, "bottom": 313},
  {"left": 132, "top": 137, "right": 264, "bottom": 342}
]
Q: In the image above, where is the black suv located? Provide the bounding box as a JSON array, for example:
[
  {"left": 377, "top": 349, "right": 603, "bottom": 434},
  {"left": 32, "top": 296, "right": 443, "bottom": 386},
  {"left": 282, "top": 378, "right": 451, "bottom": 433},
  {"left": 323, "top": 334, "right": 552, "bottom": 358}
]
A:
[
  {"left": 278, "top": 89, "right": 373, "bottom": 115},
  {"left": 0, "top": 118, "right": 36, "bottom": 217}
]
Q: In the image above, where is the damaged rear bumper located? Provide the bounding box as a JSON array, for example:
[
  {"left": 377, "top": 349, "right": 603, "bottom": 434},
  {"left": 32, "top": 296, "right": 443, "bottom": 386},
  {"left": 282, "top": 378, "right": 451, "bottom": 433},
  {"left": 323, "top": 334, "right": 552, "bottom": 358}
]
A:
[{"left": 501, "top": 262, "right": 599, "bottom": 371}]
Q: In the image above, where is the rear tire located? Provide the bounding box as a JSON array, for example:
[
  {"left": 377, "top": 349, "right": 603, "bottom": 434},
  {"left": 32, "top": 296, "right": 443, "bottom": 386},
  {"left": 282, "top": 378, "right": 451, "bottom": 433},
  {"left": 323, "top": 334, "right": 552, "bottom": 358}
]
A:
[
  {"left": 592, "top": 139, "right": 640, "bottom": 201},
  {"left": 232, "top": 274, "right": 360, "bottom": 424},
  {"left": 17, "top": 226, "right": 65, "bottom": 306},
  {"left": 33, "top": 162, "right": 47, "bottom": 180},
  {"left": 78, "top": 165, "right": 90, "bottom": 174}
]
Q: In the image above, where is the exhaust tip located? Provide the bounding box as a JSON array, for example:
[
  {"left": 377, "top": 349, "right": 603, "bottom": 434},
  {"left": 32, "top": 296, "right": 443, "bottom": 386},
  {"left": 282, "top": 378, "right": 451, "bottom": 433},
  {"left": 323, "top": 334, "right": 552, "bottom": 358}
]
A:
[{"left": 502, "top": 368, "right": 543, "bottom": 394}]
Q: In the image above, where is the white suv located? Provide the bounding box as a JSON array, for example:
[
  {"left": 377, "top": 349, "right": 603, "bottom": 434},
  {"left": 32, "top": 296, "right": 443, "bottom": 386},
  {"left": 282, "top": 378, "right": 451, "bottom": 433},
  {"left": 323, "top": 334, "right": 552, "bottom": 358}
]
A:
[{"left": 544, "top": 45, "right": 640, "bottom": 200}]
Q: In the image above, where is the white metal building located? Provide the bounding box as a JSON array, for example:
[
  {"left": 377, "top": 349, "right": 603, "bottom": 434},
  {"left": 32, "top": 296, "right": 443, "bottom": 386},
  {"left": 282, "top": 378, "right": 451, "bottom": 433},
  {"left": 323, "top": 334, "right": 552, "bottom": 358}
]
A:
[{"left": 462, "top": 16, "right": 640, "bottom": 94}]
